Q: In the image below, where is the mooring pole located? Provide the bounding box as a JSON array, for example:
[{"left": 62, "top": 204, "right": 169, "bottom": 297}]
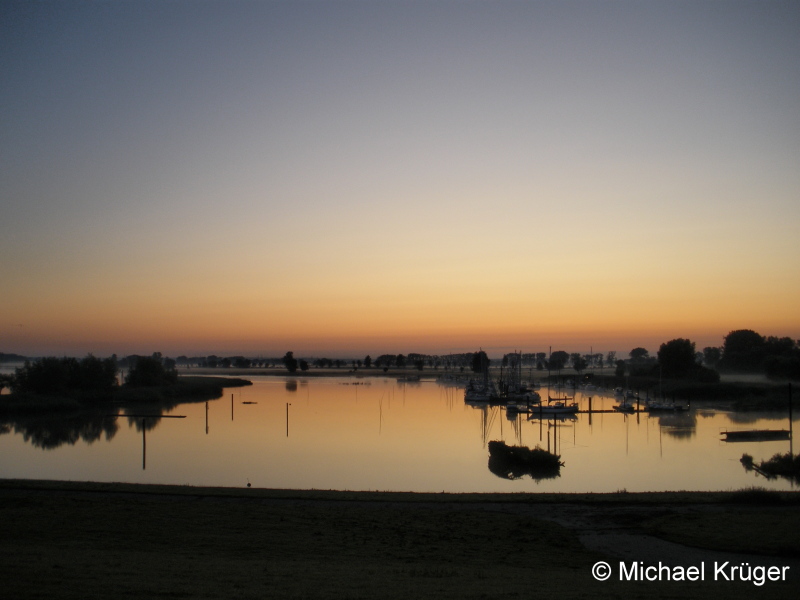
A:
[
  {"left": 142, "top": 419, "right": 146, "bottom": 470},
  {"left": 789, "top": 383, "right": 793, "bottom": 458},
  {"left": 286, "top": 402, "right": 291, "bottom": 437}
]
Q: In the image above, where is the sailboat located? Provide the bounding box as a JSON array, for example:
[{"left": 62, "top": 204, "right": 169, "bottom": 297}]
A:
[
  {"left": 536, "top": 397, "right": 579, "bottom": 414},
  {"left": 540, "top": 348, "right": 578, "bottom": 414},
  {"left": 464, "top": 350, "right": 498, "bottom": 403},
  {"left": 500, "top": 352, "right": 541, "bottom": 408}
]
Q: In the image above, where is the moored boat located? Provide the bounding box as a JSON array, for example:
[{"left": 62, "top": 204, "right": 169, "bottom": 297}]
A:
[
  {"left": 531, "top": 398, "right": 579, "bottom": 414},
  {"left": 646, "top": 401, "right": 688, "bottom": 412},
  {"left": 721, "top": 429, "right": 791, "bottom": 442}
]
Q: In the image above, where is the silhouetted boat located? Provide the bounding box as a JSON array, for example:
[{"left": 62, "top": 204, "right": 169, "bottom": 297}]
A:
[
  {"left": 465, "top": 380, "right": 497, "bottom": 403},
  {"left": 721, "top": 429, "right": 791, "bottom": 442},
  {"left": 396, "top": 375, "right": 420, "bottom": 383},
  {"left": 536, "top": 398, "right": 578, "bottom": 414},
  {"left": 646, "top": 401, "right": 687, "bottom": 412},
  {"left": 464, "top": 350, "right": 496, "bottom": 402}
]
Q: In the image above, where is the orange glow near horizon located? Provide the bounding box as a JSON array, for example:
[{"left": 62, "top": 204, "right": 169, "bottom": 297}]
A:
[{"left": 5, "top": 268, "right": 799, "bottom": 357}]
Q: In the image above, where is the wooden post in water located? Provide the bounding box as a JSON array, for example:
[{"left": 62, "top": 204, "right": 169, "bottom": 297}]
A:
[
  {"left": 231, "top": 394, "right": 234, "bottom": 421},
  {"left": 554, "top": 418, "right": 558, "bottom": 455},
  {"left": 205, "top": 401, "right": 209, "bottom": 435},
  {"left": 789, "top": 383, "right": 793, "bottom": 459},
  {"left": 142, "top": 419, "right": 146, "bottom": 470},
  {"left": 286, "top": 402, "right": 291, "bottom": 437}
]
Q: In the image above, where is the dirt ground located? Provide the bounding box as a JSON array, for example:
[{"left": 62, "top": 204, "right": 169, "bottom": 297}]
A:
[{"left": 1, "top": 480, "right": 798, "bottom": 599}]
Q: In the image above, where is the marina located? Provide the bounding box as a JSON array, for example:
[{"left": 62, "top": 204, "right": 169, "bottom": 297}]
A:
[{"left": 0, "top": 375, "right": 796, "bottom": 493}]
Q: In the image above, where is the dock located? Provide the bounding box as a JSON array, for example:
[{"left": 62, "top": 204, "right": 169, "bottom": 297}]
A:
[{"left": 721, "top": 429, "right": 791, "bottom": 442}]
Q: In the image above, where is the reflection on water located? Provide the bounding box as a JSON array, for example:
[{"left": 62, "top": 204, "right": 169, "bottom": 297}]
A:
[
  {"left": 487, "top": 440, "right": 562, "bottom": 482},
  {"left": 0, "top": 410, "right": 119, "bottom": 450},
  {"left": 0, "top": 376, "right": 796, "bottom": 493},
  {"left": 656, "top": 413, "right": 697, "bottom": 440},
  {"left": 0, "top": 402, "right": 185, "bottom": 453}
]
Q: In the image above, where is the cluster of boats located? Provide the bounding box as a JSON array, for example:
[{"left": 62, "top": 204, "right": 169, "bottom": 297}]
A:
[
  {"left": 464, "top": 353, "right": 580, "bottom": 415},
  {"left": 463, "top": 371, "right": 689, "bottom": 416},
  {"left": 612, "top": 388, "right": 688, "bottom": 413},
  {"left": 465, "top": 379, "right": 580, "bottom": 414}
]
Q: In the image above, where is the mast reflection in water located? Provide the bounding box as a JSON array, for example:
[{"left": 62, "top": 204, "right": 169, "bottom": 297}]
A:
[{"left": 0, "top": 376, "right": 796, "bottom": 493}]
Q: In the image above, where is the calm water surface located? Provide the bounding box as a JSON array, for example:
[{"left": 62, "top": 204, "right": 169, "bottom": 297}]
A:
[{"left": 1, "top": 376, "right": 796, "bottom": 493}]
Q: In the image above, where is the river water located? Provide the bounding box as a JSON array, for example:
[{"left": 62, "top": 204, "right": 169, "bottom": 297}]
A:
[{"left": 0, "top": 376, "right": 796, "bottom": 492}]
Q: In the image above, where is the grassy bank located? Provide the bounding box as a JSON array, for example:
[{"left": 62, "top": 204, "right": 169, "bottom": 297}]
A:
[
  {"left": 1, "top": 480, "right": 798, "bottom": 599},
  {"left": 0, "top": 376, "right": 251, "bottom": 414},
  {"left": 112, "top": 375, "right": 251, "bottom": 404}
]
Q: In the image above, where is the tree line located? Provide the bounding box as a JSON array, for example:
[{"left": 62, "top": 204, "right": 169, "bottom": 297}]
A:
[
  {"left": 1, "top": 353, "right": 180, "bottom": 398},
  {"left": 3, "top": 329, "right": 797, "bottom": 394}
]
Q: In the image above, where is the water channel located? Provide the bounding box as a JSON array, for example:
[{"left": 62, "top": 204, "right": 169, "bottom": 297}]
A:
[{"left": 0, "top": 376, "right": 796, "bottom": 493}]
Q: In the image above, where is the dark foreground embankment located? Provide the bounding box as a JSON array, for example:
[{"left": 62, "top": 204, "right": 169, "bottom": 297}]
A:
[{"left": 1, "top": 480, "right": 798, "bottom": 599}]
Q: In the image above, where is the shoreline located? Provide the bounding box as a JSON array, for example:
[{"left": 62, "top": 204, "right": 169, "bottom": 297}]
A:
[
  {"left": 2, "top": 478, "right": 798, "bottom": 599},
  {"left": 3, "top": 476, "right": 799, "bottom": 504}
]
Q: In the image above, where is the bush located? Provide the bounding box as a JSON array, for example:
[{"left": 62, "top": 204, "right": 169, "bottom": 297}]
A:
[
  {"left": 125, "top": 355, "right": 178, "bottom": 387},
  {"left": 759, "top": 452, "right": 800, "bottom": 481},
  {"left": 12, "top": 355, "right": 118, "bottom": 398}
]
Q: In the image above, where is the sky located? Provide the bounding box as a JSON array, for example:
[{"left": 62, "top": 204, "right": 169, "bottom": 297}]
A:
[{"left": 1, "top": 0, "right": 799, "bottom": 359}]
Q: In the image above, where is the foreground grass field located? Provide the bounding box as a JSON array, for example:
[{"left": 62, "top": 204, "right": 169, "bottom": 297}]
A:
[{"left": 1, "top": 480, "right": 798, "bottom": 599}]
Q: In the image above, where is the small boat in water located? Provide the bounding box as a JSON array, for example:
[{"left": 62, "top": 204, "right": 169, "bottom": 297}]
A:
[
  {"left": 613, "top": 401, "right": 636, "bottom": 413},
  {"left": 721, "top": 429, "right": 791, "bottom": 442},
  {"left": 396, "top": 375, "right": 421, "bottom": 383},
  {"left": 646, "top": 401, "right": 688, "bottom": 412},
  {"left": 464, "top": 378, "right": 498, "bottom": 403},
  {"left": 531, "top": 398, "right": 579, "bottom": 414}
]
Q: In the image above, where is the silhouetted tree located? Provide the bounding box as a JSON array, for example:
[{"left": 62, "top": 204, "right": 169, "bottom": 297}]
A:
[
  {"left": 125, "top": 353, "right": 177, "bottom": 387},
  {"left": 299, "top": 360, "right": 309, "bottom": 372},
  {"left": 763, "top": 354, "right": 800, "bottom": 380},
  {"left": 615, "top": 360, "right": 626, "bottom": 377},
  {"left": 571, "top": 354, "right": 588, "bottom": 374},
  {"left": 549, "top": 351, "right": 569, "bottom": 371},
  {"left": 703, "top": 346, "right": 721, "bottom": 368},
  {"left": 629, "top": 347, "right": 649, "bottom": 361},
  {"left": 13, "top": 355, "right": 118, "bottom": 396},
  {"left": 396, "top": 354, "right": 406, "bottom": 368},
  {"left": 658, "top": 338, "right": 720, "bottom": 382},
  {"left": 657, "top": 339, "right": 698, "bottom": 378},
  {"left": 282, "top": 352, "right": 298, "bottom": 373},
  {"left": 720, "top": 329, "right": 765, "bottom": 372},
  {"left": 471, "top": 351, "right": 489, "bottom": 374},
  {"left": 364, "top": 355, "right": 372, "bottom": 368}
]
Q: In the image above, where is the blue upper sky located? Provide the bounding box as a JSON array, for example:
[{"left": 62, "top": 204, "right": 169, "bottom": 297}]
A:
[{"left": 2, "top": 1, "right": 799, "bottom": 357}]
